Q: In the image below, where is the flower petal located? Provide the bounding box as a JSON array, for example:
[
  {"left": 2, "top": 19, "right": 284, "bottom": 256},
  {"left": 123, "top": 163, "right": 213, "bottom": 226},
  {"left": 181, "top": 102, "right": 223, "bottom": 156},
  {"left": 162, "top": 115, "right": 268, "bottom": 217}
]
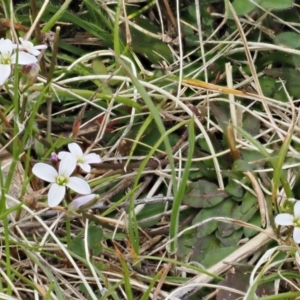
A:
[
  {"left": 34, "top": 45, "right": 48, "bottom": 50},
  {"left": 69, "top": 194, "right": 96, "bottom": 210},
  {"left": 0, "top": 64, "right": 11, "bottom": 85},
  {"left": 27, "top": 48, "right": 41, "bottom": 56},
  {"left": 78, "top": 162, "right": 91, "bottom": 173},
  {"left": 275, "top": 213, "right": 294, "bottom": 226},
  {"left": 48, "top": 183, "right": 66, "bottom": 207},
  {"left": 58, "top": 155, "right": 77, "bottom": 176},
  {"left": 19, "top": 38, "right": 47, "bottom": 54},
  {"left": 294, "top": 227, "right": 300, "bottom": 243},
  {"left": 11, "top": 52, "right": 37, "bottom": 65},
  {"left": 83, "top": 153, "right": 102, "bottom": 164},
  {"left": 68, "top": 143, "right": 83, "bottom": 157},
  {"left": 57, "top": 151, "right": 72, "bottom": 161},
  {"left": 32, "top": 163, "right": 57, "bottom": 183},
  {"left": 67, "top": 177, "right": 91, "bottom": 194},
  {"left": 0, "top": 39, "right": 14, "bottom": 56},
  {"left": 19, "top": 38, "right": 33, "bottom": 48},
  {"left": 294, "top": 201, "right": 300, "bottom": 219}
]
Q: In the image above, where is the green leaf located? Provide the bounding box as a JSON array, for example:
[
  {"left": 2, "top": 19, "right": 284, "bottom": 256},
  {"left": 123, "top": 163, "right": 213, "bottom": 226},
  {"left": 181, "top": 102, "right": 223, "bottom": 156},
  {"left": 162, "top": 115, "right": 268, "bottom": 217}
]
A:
[
  {"left": 231, "top": 0, "right": 255, "bottom": 15},
  {"left": 241, "top": 149, "right": 265, "bottom": 164},
  {"left": 183, "top": 180, "right": 229, "bottom": 208},
  {"left": 229, "top": 0, "right": 293, "bottom": 18},
  {"left": 225, "top": 178, "right": 244, "bottom": 198},
  {"left": 192, "top": 208, "right": 218, "bottom": 239},
  {"left": 263, "top": 68, "right": 300, "bottom": 98},
  {"left": 122, "top": 19, "right": 173, "bottom": 64},
  {"left": 232, "top": 159, "right": 253, "bottom": 172},
  {"left": 217, "top": 199, "right": 236, "bottom": 237},
  {"left": 91, "top": 60, "right": 107, "bottom": 76},
  {"left": 201, "top": 245, "right": 239, "bottom": 268},
  {"left": 190, "top": 235, "right": 221, "bottom": 263},
  {"left": 87, "top": 225, "right": 103, "bottom": 256},
  {"left": 232, "top": 204, "right": 258, "bottom": 231},
  {"left": 258, "top": 0, "right": 293, "bottom": 10},
  {"left": 241, "top": 191, "right": 257, "bottom": 214},
  {"left": 243, "top": 212, "right": 261, "bottom": 238},
  {"left": 138, "top": 202, "right": 166, "bottom": 227},
  {"left": 243, "top": 112, "right": 260, "bottom": 136},
  {"left": 91, "top": 60, "right": 113, "bottom": 94},
  {"left": 215, "top": 228, "right": 244, "bottom": 247},
  {"left": 69, "top": 237, "right": 85, "bottom": 257},
  {"left": 192, "top": 199, "right": 237, "bottom": 240},
  {"left": 259, "top": 76, "right": 277, "bottom": 97},
  {"left": 274, "top": 32, "right": 300, "bottom": 49},
  {"left": 139, "top": 128, "right": 179, "bottom": 154}
]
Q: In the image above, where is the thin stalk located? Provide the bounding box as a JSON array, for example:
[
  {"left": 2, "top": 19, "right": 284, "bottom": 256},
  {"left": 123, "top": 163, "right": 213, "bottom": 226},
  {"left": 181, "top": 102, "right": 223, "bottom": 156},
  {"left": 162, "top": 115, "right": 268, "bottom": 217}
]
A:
[{"left": 169, "top": 118, "right": 195, "bottom": 253}]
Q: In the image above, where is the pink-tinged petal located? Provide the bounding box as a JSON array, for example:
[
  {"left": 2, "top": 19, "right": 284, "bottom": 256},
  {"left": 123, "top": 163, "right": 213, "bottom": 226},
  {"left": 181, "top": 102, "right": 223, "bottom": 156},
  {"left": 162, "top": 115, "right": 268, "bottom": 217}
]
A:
[
  {"left": 78, "top": 162, "right": 91, "bottom": 173},
  {"left": 32, "top": 163, "right": 57, "bottom": 183},
  {"left": 294, "top": 227, "right": 300, "bottom": 243},
  {"left": 275, "top": 213, "right": 294, "bottom": 226},
  {"left": 50, "top": 152, "right": 58, "bottom": 162},
  {"left": 48, "top": 183, "right": 66, "bottom": 207},
  {"left": 69, "top": 194, "right": 96, "bottom": 210},
  {"left": 67, "top": 177, "right": 91, "bottom": 194},
  {"left": 58, "top": 155, "right": 76, "bottom": 176},
  {"left": 11, "top": 52, "right": 37, "bottom": 65},
  {"left": 68, "top": 143, "right": 83, "bottom": 157},
  {"left": 27, "top": 48, "right": 41, "bottom": 56},
  {"left": 34, "top": 45, "right": 47, "bottom": 50},
  {"left": 83, "top": 153, "right": 102, "bottom": 164},
  {"left": 0, "top": 39, "right": 14, "bottom": 56},
  {"left": 294, "top": 201, "right": 300, "bottom": 219},
  {"left": 0, "top": 64, "right": 11, "bottom": 85}
]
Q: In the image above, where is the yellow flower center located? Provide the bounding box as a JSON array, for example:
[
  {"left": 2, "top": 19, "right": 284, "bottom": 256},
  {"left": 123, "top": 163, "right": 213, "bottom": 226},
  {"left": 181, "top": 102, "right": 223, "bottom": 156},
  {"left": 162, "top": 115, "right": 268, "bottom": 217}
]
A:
[
  {"left": 56, "top": 175, "right": 68, "bottom": 186},
  {"left": 0, "top": 54, "right": 11, "bottom": 65},
  {"left": 77, "top": 157, "right": 84, "bottom": 163}
]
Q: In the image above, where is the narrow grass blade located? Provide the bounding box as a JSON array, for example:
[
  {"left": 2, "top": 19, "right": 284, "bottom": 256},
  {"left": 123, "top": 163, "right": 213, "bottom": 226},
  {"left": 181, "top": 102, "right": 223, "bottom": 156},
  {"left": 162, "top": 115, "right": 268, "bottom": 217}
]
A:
[
  {"left": 113, "top": 242, "right": 133, "bottom": 299},
  {"left": 234, "top": 126, "right": 293, "bottom": 199},
  {"left": 41, "top": 0, "right": 72, "bottom": 33},
  {"left": 169, "top": 118, "right": 195, "bottom": 253}
]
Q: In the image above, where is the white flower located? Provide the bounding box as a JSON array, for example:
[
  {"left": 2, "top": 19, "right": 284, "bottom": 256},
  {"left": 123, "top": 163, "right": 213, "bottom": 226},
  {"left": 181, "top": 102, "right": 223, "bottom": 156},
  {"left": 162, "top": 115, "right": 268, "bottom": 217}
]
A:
[
  {"left": 32, "top": 157, "right": 91, "bottom": 207},
  {"left": 69, "top": 194, "right": 98, "bottom": 210},
  {"left": 19, "top": 38, "right": 47, "bottom": 56},
  {"left": 58, "top": 143, "right": 102, "bottom": 173},
  {"left": 0, "top": 38, "right": 37, "bottom": 85},
  {"left": 275, "top": 201, "right": 300, "bottom": 243}
]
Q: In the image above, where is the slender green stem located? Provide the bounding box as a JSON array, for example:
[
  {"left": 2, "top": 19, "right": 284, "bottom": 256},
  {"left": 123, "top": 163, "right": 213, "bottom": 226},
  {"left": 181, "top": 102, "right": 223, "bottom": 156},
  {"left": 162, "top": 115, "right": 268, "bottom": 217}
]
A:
[{"left": 169, "top": 118, "right": 195, "bottom": 253}]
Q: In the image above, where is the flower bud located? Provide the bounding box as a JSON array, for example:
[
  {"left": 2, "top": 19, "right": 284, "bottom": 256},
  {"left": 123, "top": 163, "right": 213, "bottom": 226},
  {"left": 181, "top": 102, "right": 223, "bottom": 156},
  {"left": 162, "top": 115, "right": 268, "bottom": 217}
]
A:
[
  {"left": 50, "top": 152, "right": 59, "bottom": 169},
  {"left": 22, "top": 62, "right": 39, "bottom": 84}
]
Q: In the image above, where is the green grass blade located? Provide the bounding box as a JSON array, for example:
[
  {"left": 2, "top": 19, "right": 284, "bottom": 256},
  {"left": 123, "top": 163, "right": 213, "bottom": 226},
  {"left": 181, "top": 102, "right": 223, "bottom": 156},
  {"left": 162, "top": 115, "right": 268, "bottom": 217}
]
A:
[
  {"left": 41, "top": 0, "right": 72, "bottom": 33},
  {"left": 114, "top": 54, "right": 178, "bottom": 256},
  {"left": 234, "top": 125, "right": 293, "bottom": 199},
  {"left": 169, "top": 118, "right": 195, "bottom": 253},
  {"left": 114, "top": 0, "right": 122, "bottom": 57}
]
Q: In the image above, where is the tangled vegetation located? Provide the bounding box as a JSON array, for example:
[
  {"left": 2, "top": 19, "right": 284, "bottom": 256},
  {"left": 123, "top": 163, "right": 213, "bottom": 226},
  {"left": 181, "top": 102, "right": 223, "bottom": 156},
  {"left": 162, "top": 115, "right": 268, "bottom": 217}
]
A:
[{"left": 1, "top": 0, "right": 300, "bottom": 299}]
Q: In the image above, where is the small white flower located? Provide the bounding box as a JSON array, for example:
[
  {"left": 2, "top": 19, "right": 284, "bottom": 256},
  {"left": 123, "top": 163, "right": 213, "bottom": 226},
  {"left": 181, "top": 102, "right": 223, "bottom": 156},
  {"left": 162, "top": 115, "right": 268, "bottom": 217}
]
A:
[
  {"left": 275, "top": 201, "right": 300, "bottom": 243},
  {"left": 58, "top": 143, "right": 102, "bottom": 173},
  {"left": 69, "top": 194, "right": 98, "bottom": 210},
  {"left": 19, "top": 38, "right": 47, "bottom": 56},
  {"left": 0, "top": 38, "right": 37, "bottom": 85},
  {"left": 32, "top": 157, "right": 91, "bottom": 207}
]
